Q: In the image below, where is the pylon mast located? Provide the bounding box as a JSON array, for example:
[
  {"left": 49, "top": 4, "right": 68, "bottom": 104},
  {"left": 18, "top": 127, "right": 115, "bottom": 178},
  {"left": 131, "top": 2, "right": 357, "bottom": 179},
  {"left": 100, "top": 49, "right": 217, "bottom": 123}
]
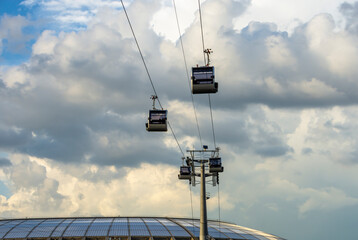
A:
[
  {"left": 200, "top": 160, "right": 208, "bottom": 240},
  {"left": 178, "top": 147, "right": 223, "bottom": 240}
]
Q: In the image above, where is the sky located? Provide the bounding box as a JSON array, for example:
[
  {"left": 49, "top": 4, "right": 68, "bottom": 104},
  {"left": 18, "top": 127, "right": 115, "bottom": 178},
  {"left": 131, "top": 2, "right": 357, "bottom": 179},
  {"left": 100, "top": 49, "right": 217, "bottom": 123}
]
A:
[{"left": 1, "top": 0, "right": 358, "bottom": 239}]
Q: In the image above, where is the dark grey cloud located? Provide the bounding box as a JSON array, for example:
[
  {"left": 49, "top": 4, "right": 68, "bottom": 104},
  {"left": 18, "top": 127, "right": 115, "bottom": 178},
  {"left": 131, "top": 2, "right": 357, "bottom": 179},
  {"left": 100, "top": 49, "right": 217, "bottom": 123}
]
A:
[
  {"left": 0, "top": 1, "right": 182, "bottom": 166},
  {"left": 1, "top": 0, "right": 358, "bottom": 169},
  {"left": 211, "top": 108, "right": 293, "bottom": 158},
  {"left": 0, "top": 127, "right": 31, "bottom": 149}
]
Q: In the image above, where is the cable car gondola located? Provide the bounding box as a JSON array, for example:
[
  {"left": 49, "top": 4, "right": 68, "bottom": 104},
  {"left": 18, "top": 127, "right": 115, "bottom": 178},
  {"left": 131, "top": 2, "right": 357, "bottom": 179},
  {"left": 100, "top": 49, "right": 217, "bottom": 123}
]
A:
[
  {"left": 191, "top": 66, "right": 218, "bottom": 94},
  {"left": 146, "top": 95, "right": 168, "bottom": 132},
  {"left": 178, "top": 166, "right": 192, "bottom": 180},
  {"left": 209, "top": 157, "right": 223, "bottom": 173},
  {"left": 191, "top": 49, "right": 218, "bottom": 94},
  {"left": 146, "top": 109, "right": 168, "bottom": 132}
]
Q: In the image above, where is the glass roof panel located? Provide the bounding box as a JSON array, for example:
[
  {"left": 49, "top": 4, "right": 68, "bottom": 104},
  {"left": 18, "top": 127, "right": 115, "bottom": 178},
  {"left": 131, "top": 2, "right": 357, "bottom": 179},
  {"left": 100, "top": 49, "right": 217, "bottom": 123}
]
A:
[
  {"left": 143, "top": 218, "right": 171, "bottom": 237},
  {"left": 86, "top": 218, "right": 113, "bottom": 237},
  {"left": 0, "top": 220, "right": 24, "bottom": 238},
  {"left": 207, "top": 223, "right": 245, "bottom": 239},
  {"left": 208, "top": 226, "right": 229, "bottom": 239},
  {"left": 0, "top": 221, "right": 9, "bottom": 227},
  {"left": 108, "top": 218, "right": 128, "bottom": 236},
  {"left": 0, "top": 218, "right": 285, "bottom": 240},
  {"left": 28, "top": 219, "right": 64, "bottom": 238},
  {"left": 51, "top": 219, "right": 75, "bottom": 237},
  {"left": 63, "top": 218, "right": 93, "bottom": 237},
  {"left": 173, "top": 219, "right": 200, "bottom": 237},
  {"left": 3, "top": 219, "right": 43, "bottom": 239},
  {"left": 129, "top": 218, "right": 150, "bottom": 236},
  {"left": 156, "top": 219, "right": 190, "bottom": 237}
]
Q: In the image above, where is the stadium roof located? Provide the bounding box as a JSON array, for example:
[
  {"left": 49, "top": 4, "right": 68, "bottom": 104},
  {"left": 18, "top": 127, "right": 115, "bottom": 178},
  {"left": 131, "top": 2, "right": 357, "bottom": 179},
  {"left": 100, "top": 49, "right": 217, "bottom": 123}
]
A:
[{"left": 0, "top": 217, "right": 285, "bottom": 240}]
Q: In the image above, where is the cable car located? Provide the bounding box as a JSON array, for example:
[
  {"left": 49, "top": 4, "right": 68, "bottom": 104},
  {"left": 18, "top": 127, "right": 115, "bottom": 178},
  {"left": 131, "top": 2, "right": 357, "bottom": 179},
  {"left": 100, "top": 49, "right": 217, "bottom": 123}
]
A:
[
  {"left": 146, "top": 109, "right": 167, "bottom": 132},
  {"left": 191, "top": 66, "right": 218, "bottom": 94},
  {"left": 146, "top": 95, "right": 168, "bottom": 132},
  {"left": 178, "top": 166, "right": 192, "bottom": 180},
  {"left": 209, "top": 157, "right": 223, "bottom": 173}
]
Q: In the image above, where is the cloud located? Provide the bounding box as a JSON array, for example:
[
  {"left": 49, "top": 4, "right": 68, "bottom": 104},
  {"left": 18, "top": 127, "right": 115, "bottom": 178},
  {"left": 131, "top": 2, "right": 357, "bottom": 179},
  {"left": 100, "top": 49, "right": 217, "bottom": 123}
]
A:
[
  {"left": 20, "top": 0, "right": 124, "bottom": 30},
  {"left": 0, "top": 154, "right": 203, "bottom": 218},
  {"left": 0, "top": 154, "right": 69, "bottom": 218},
  {"left": 0, "top": 14, "right": 33, "bottom": 55},
  {"left": 0, "top": 126, "right": 31, "bottom": 149},
  {"left": 340, "top": 1, "right": 358, "bottom": 33},
  {"left": 2, "top": 1, "right": 358, "bottom": 239},
  {"left": 10, "top": 155, "right": 47, "bottom": 189},
  {"left": 2, "top": 0, "right": 358, "bottom": 167},
  {"left": 234, "top": 0, "right": 353, "bottom": 33},
  {"left": 0, "top": 158, "right": 11, "bottom": 167},
  {"left": 299, "top": 187, "right": 358, "bottom": 214}
]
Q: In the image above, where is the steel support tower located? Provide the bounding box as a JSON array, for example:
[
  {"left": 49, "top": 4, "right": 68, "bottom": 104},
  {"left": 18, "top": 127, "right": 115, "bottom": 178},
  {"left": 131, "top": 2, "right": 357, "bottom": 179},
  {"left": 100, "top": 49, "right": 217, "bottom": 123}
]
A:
[{"left": 178, "top": 148, "right": 223, "bottom": 240}]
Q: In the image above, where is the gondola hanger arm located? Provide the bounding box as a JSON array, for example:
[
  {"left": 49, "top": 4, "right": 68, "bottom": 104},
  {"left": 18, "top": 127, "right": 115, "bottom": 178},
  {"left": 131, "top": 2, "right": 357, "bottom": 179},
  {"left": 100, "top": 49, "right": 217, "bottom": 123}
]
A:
[{"left": 204, "top": 48, "right": 213, "bottom": 66}]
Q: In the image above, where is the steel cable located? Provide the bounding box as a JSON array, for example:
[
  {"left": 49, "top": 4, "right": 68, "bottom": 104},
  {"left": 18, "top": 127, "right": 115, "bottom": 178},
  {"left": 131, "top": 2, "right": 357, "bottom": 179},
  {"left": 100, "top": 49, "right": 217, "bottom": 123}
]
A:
[
  {"left": 120, "top": 0, "right": 184, "bottom": 157},
  {"left": 197, "top": 0, "right": 206, "bottom": 64},
  {"left": 218, "top": 183, "right": 222, "bottom": 237},
  {"left": 172, "top": 0, "right": 203, "bottom": 148},
  {"left": 208, "top": 94, "right": 217, "bottom": 149},
  {"left": 197, "top": 0, "right": 218, "bottom": 149},
  {"left": 189, "top": 184, "right": 195, "bottom": 235}
]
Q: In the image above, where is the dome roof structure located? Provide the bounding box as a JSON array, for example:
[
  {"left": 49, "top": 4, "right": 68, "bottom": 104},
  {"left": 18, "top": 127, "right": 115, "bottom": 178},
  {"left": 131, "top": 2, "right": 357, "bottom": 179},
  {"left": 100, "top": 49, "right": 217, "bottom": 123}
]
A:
[{"left": 0, "top": 217, "right": 285, "bottom": 240}]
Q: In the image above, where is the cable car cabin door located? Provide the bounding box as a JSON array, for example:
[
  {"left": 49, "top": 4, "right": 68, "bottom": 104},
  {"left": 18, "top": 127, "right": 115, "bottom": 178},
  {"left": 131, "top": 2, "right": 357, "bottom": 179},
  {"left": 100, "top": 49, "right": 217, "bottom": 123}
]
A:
[
  {"left": 191, "top": 66, "right": 218, "bottom": 94},
  {"left": 146, "top": 110, "right": 168, "bottom": 132}
]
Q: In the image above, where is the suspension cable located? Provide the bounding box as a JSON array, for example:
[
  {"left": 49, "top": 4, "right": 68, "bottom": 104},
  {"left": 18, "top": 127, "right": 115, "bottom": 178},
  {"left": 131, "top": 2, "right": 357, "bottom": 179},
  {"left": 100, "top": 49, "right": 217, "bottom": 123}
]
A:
[
  {"left": 218, "top": 183, "right": 221, "bottom": 237},
  {"left": 197, "top": 0, "right": 217, "bottom": 149},
  {"left": 120, "top": 0, "right": 184, "bottom": 157},
  {"left": 172, "top": 0, "right": 203, "bottom": 148},
  {"left": 189, "top": 184, "right": 195, "bottom": 235},
  {"left": 197, "top": 0, "right": 206, "bottom": 64},
  {"left": 208, "top": 94, "right": 217, "bottom": 148},
  {"left": 168, "top": 121, "right": 185, "bottom": 156},
  {"left": 120, "top": 0, "right": 161, "bottom": 108}
]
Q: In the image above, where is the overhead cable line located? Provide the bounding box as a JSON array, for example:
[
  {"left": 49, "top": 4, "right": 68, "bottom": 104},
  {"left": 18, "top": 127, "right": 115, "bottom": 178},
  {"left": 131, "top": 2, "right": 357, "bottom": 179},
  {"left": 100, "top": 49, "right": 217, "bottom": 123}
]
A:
[
  {"left": 120, "top": 0, "right": 160, "bottom": 108},
  {"left": 217, "top": 182, "right": 221, "bottom": 237},
  {"left": 197, "top": 0, "right": 217, "bottom": 149},
  {"left": 172, "top": 0, "right": 203, "bottom": 148},
  {"left": 168, "top": 121, "right": 185, "bottom": 156},
  {"left": 197, "top": 0, "right": 207, "bottom": 64},
  {"left": 189, "top": 184, "right": 195, "bottom": 235},
  {"left": 120, "top": 0, "right": 184, "bottom": 157},
  {"left": 208, "top": 94, "right": 217, "bottom": 149}
]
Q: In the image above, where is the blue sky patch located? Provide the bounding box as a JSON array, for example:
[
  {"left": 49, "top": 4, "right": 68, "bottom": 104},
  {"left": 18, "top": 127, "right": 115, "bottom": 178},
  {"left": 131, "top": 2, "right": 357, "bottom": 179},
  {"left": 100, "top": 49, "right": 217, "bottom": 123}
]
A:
[
  {"left": 0, "top": 181, "right": 12, "bottom": 198},
  {"left": 0, "top": 0, "right": 28, "bottom": 16}
]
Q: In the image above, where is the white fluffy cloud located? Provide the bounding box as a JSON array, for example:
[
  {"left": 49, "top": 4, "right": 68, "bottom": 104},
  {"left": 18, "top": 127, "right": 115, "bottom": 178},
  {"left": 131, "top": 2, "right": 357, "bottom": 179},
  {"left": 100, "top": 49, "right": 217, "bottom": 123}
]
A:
[{"left": 0, "top": 154, "right": 203, "bottom": 218}]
